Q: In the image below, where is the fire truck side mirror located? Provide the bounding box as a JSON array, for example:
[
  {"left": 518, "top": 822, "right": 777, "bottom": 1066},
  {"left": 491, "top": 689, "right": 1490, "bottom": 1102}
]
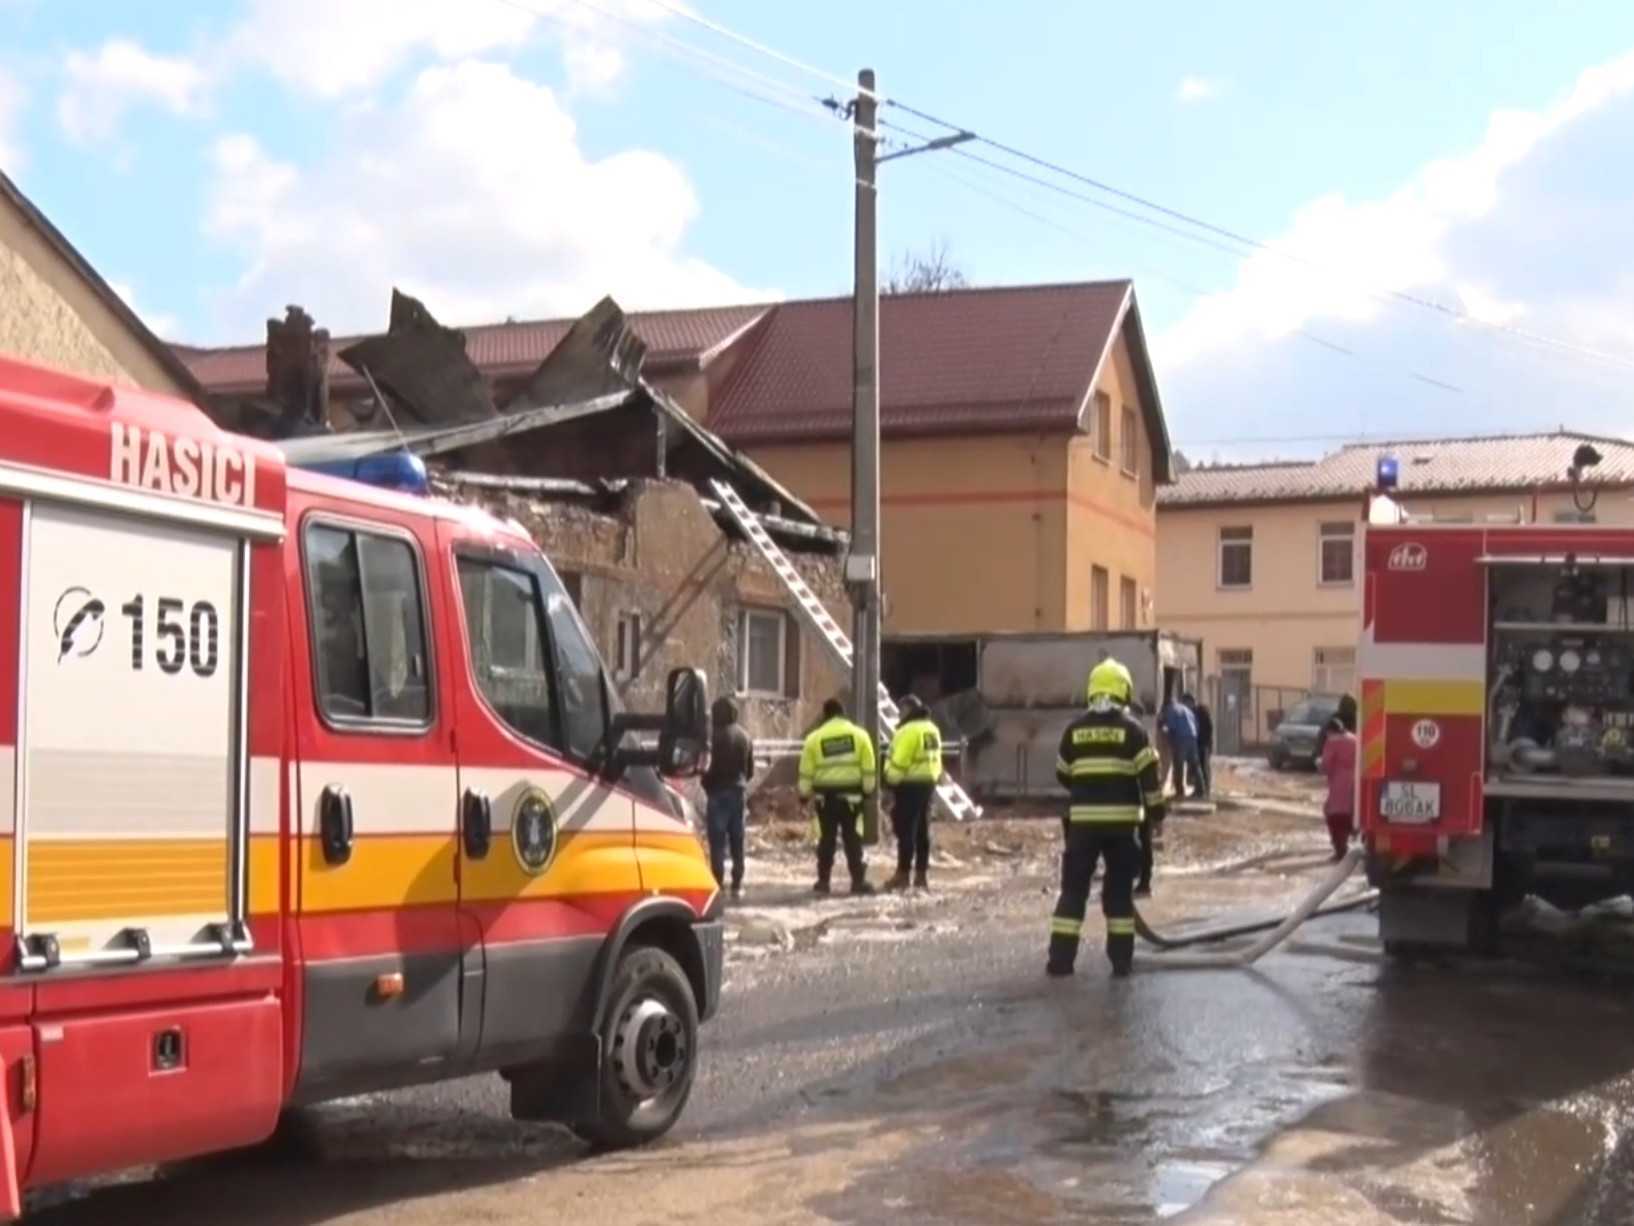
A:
[
  {"left": 658, "top": 667, "right": 709, "bottom": 778},
  {"left": 320, "top": 785, "right": 354, "bottom": 866}
]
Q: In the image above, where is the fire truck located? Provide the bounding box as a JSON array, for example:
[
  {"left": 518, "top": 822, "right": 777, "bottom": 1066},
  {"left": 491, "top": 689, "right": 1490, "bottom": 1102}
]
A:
[
  {"left": 1359, "top": 456, "right": 1634, "bottom": 954},
  {"left": 0, "top": 355, "right": 723, "bottom": 1213}
]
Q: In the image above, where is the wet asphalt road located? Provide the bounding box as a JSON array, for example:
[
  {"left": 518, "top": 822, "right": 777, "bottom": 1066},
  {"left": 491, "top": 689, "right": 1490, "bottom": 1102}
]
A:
[{"left": 29, "top": 835, "right": 1634, "bottom": 1224}]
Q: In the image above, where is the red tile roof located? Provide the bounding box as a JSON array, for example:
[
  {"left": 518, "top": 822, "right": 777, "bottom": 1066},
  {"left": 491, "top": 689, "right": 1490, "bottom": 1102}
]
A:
[
  {"left": 1159, "top": 432, "right": 1634, "bottom": 508},
  {"left": 708, "top": 280, "right": 1150, "bottom": 447},
  {"left": 175, "top": 303, "right": 772, "bottom": 395}
]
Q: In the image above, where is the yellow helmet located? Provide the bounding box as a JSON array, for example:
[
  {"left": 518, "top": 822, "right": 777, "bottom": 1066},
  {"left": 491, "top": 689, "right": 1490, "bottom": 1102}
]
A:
[{"left": 1087, "top": 657, "right": 1134, "bottom": 706}]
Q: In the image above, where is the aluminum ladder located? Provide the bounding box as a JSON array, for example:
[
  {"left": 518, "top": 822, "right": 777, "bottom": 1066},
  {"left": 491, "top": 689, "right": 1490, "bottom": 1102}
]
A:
[{"left": 709, "top": 479, "right": 982, "bottom": 821}]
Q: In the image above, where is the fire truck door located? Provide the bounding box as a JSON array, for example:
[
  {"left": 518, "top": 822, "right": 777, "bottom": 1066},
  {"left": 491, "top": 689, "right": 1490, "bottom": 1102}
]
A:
[
  {"left": 17, "top": 503, "right": 247, "bottom": 965},
  {"left": 291, "top": 516, "right": 462, "bottom": 1100},
  {"left": 442, "top": 531, "right": 637, "bottom": 1069}
]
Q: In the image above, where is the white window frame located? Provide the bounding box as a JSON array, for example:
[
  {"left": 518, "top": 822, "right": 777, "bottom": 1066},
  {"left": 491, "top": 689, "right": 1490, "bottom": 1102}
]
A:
[
  {"left": 614, "top": 611, "right": 641, "bottom": 682},
  {"left": 1120, "top": 404, "right": 1139, "bottom": 477},
  {"left": 1317, "top": 520, "right": 1355, "bottom": 587},
  {"left": 1218, "top": 526, "right": 1253, "bottom": 590},
  {"left": 1312, "top": 646, "right": 1356, "bottom": 696},
  {"left": 739, "top": 607, "right": 787, "bottom": 696},
  {"left": 1092, "top": 391, "right": 1113, "bottom": 463}
]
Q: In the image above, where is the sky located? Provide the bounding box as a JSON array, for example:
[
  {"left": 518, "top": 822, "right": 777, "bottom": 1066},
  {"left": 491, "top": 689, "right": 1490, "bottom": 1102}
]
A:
[{"left": 4, "top": 0, "right": 1634, "bottom": 461}]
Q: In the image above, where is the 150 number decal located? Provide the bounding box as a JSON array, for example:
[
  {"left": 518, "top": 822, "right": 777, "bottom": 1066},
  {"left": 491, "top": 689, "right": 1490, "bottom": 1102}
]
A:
[{"left": 120, "top": 595, "right": 220, "bottom": 677}]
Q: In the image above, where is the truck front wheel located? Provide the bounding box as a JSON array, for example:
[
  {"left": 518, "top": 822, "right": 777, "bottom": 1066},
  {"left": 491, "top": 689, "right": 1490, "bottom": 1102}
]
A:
[{"left": 580, "top": 945, "right": 700, "bottom": 1150}]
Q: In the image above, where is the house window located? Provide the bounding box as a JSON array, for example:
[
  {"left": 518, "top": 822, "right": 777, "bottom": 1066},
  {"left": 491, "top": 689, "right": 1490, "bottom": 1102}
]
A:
[
  {"left": 1120, "top": 577, "right": 1138, "bottom": 629},
  {"left": 1319, "top": 521, "right": 1355, "bottom": 585},
  {"left": 1093, "top": 392, "right": 1112, "bottom": 461},
  {"left": 304, "top": 523, "right": 432, "bottom": 727},
  {"left": 740, "top": 608, "right": 799, "bottom": 697},
  {"left": 1091, "top": 566, "right": 1110, "bottom": 631},
  {"left": 614, "top": 612, "right": 642, "bottom": 682},
  {"left": 1120, "top": 405, "right": 1139, "bottom": 476},
  {"left": 1313, "top": 647, "right": 1356, "bottom": 696},
  {"left": 1219, "top": 526, "right": 1253, "bottom": 589}
]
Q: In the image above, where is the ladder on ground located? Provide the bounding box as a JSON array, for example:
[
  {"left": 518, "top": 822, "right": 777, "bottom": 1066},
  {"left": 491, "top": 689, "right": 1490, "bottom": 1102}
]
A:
[{"left": 709, "top": 479, "right": 982, "bottom": 821}]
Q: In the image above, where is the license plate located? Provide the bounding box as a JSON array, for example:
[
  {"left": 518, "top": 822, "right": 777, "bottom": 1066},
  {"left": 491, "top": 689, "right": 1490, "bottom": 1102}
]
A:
[{"left": 1380, "top": 781, "right": 1440, "bottom": 823}]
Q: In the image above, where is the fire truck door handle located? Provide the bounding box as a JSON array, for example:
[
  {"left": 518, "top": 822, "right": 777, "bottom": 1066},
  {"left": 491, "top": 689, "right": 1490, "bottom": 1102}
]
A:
[
  {"left": 463, "top": 790, "right": 493, "bottom": 860},
  {"left": 320, "top": 785, "right": 354, "bottom": 865}
]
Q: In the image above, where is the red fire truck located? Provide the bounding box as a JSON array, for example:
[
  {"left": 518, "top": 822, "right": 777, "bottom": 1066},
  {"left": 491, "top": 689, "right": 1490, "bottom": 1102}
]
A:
[
  {"left": 1359, "top": 474, "right": 1634, "bottom": 954},
  {"left": 0, "top": 356, "right": 723, "bottom": 1213}
]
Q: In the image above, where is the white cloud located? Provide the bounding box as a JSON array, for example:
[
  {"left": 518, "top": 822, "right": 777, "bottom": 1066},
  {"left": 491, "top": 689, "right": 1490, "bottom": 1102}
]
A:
[
  {"left": 1157, "top": 49, "right": 1634, "bottom": 373},
  {"left": 229, "top": 0, "right": 663, "bottom": 98},
  {"left": 58, "top": 40, "right": 207, "bottom": 143},
  {"left": 0, "top": 68, "right": 23, "bottom": 170},
  {"left": 201, "top": 59, "right": 772, "bottom": 340},
  {"left": 108, "top": 279, "right": 180, "bottom": 340},
  {"left": 1176, "top": 76, "right": 1218, "bottom": 104}
]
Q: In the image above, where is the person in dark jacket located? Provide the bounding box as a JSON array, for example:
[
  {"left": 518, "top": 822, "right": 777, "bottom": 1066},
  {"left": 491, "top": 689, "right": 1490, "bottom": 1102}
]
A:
[
  {"left": 1183, "top": 693, "right": 1214, "bottom": 797},
  {"left": 702, "top": 696, "right": 754, "bottom": 898}
]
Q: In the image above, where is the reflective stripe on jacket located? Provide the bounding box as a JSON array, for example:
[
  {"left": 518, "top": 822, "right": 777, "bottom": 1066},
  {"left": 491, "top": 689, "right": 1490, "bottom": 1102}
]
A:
[
  {"left": 1055, "top": 698, "right": 1166, "bottom": 826},
  {"left": 798, "top": 717, "right": 878, "bottom": 798},
  {"left": 884, "top": 716, "right": 943, "bottom": 786}
]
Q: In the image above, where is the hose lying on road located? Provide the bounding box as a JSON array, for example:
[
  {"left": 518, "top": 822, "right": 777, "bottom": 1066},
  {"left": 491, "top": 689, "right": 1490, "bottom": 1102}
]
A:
[{"left": 1132, "top": 847, "right": 1375, "bottom": 970}]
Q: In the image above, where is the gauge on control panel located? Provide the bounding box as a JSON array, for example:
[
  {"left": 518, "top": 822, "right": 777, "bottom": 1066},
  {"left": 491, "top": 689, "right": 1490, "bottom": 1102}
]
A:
[
  {"left": 1533, "top": 648, "right": 1555, "bottom": 673},
  {"left": 1560, "top": 649, "right": 1583, "bottom": 674}
]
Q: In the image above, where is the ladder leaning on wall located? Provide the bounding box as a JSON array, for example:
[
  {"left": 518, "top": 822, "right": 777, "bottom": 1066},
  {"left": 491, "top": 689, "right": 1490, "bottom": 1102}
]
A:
[{"left": 709, "top": 479, "right": 982, "bottom": 822}]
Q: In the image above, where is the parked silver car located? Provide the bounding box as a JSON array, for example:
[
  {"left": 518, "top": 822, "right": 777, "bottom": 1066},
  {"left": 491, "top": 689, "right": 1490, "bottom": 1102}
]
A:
[{"left": 1268, "top": 695, "right": 1342, "bottom": 770}]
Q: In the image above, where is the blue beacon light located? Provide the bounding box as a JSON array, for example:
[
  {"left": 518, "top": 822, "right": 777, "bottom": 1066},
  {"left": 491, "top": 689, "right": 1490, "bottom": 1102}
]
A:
[
  {"left": 1376, "top": 455, "right": 1400, "bottom": 491},
  {"left": 304, "top": 450, "right": 429, "bottom": 495}
]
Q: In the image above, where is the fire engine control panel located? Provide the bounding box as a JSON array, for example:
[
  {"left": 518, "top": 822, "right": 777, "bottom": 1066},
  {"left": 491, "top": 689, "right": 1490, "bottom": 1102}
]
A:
[{"left": 1490, "top": 563, "right": 1634, "bottom": 777}]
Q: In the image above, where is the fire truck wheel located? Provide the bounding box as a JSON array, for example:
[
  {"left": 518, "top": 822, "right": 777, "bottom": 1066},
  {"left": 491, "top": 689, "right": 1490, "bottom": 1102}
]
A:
[{"left": 583, "top": 944, "right": 699, "bottom": 1150}]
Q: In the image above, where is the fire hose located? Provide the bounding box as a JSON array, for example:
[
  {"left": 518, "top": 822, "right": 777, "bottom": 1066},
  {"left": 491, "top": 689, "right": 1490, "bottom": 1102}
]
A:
[{"left": 1130, "top": 847, "right": 1378, "bottom": 969}]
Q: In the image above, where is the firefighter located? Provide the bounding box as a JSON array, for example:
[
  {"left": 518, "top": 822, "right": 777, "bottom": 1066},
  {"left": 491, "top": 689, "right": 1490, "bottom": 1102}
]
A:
[
  {"left": 883, "top": 695, "right": 943, "bottom": 892},
  {"left": 798, "top": 698, "right": 877, "bottom": 896},
  {"left": 1047, "top": 657, "right": 1167, "bottom": 979}
]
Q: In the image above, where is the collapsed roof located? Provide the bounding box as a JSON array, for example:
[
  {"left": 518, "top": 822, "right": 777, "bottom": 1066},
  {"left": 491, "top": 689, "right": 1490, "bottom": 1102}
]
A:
[{"left": 273, "top": 290, "right": 827, "bottom": 533}]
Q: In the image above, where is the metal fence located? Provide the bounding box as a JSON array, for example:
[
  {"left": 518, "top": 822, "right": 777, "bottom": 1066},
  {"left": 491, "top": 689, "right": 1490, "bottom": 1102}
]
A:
[{"left": 1204, "top": 678, "right": 1317, "bottom": 756}]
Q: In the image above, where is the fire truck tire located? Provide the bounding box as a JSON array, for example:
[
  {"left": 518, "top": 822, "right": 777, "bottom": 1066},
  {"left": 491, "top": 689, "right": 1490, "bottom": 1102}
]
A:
[{"left": 581, "top": 944, "right": 699, "bottom": 1151}]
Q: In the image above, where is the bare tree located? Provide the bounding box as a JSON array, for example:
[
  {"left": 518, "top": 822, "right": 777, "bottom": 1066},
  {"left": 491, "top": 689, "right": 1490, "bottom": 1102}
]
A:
[{"left": 884, "top": 239, "right": 969, "bottom": 294}]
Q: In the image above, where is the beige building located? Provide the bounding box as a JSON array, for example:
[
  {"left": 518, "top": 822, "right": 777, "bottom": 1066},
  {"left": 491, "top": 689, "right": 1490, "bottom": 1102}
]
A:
[
  {"left": 1157, "top": 433, "right": 1634, "bottom": 750},
  {"left": 0, "top": 169, "right": 201, "bottom": 398}
]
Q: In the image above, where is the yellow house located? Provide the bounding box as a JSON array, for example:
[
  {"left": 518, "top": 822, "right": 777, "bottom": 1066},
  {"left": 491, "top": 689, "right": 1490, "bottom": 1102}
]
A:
[
  {"left": 1157, "top": 433, "right": 1634, "bottom": 749},
  {"left": 0, "top": 169, "right": 202, "bottom": 398},
  {"left": 707, "top": 281, "right": 1173, "bottom": 637}
]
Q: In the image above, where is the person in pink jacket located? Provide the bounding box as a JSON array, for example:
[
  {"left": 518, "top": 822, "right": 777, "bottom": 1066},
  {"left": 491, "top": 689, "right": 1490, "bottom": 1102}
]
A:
[{"left": 1320, "top": 716, "right": 1358, "bottom": 861}]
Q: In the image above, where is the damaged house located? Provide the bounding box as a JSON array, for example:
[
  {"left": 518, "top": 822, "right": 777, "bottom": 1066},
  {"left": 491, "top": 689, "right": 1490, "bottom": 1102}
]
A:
[{"left": 190, "top": 291, "right": 853, "bottom": 748}]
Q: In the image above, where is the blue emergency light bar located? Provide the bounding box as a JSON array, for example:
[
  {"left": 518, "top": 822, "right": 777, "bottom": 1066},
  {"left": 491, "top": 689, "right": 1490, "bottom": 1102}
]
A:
[
  {"left": 301, "top": 451, "right": 429, "bottom": 495},
  {"left": 1376, "top": 455, "right": 1399, "bottom": 491}
]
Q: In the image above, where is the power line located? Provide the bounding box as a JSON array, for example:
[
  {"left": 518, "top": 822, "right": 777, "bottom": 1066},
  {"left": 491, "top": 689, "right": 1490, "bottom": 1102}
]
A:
[
  {"left": 623, "top": 1, "right": 1634, "bottom": 374},
  {"left": 916, "top": 152, "right": 1469, "bottom": 401}
]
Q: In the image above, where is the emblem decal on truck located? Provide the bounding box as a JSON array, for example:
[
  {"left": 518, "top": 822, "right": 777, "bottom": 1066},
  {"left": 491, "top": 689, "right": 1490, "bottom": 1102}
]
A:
[
  {"left": 53, "top": 587, "right": 105, "bottom": 662},
  {"left": 512, "top": 787, "right": 559, "bottom": 876},
  {"left": 110, "top": 422, "right": 257, "bottom": 508},
  {"left": 1387, "top": 542, "right": 1428, "bottom": 571},
  {"left": 1411, "top": 719, "right": 1441, "bottom": 749}
]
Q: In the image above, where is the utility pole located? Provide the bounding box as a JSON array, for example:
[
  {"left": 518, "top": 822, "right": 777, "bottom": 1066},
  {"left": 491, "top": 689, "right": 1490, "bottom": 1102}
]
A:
[
  {"left": 848, "top": 68, "right": 882, "bottom": 844},
  {"left": 843, "top": 71, "right": 971, "bottom": 845}
]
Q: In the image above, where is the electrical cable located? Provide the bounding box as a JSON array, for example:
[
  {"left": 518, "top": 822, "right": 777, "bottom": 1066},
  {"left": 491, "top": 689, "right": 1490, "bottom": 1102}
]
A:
[{"left": 617, "top": 0, "right": 1634, "bottom": 374}]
